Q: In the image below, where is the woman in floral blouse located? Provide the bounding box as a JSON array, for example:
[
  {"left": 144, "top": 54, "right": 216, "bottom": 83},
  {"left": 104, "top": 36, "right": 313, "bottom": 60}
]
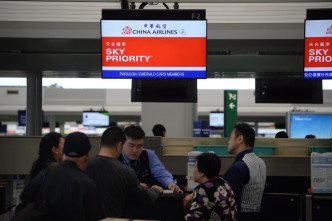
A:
[{"left": 183, "top": 153, "right": 237, "bottom": 221}]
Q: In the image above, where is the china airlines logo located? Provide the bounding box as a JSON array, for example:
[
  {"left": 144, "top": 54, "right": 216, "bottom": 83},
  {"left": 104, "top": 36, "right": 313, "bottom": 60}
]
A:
[
  {"left": 327, "top": 26, "right": 332, "bottom": 35},
  {"left": 122, "top": 26, "right": 132, "bottom": 34}
]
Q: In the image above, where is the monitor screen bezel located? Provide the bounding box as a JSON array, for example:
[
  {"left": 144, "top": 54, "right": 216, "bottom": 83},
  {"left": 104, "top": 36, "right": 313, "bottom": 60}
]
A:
[
  {"left": 304, "top": 9, "right": 332, "bottom": 80},
  {"left": 303, "top": 19, "right": 332, "bottom": 80},
  {"left": 100, "top": 9, "right": 207, "bottom": 79},
  {"left": 209, "top": 111, "right": 224, "bottom": 128},
  {"left": 287, "top": 112, "right": 332, "bottom": 138},
  {"left": 82, "top": 111, "right": 110, "bottom": 127}
]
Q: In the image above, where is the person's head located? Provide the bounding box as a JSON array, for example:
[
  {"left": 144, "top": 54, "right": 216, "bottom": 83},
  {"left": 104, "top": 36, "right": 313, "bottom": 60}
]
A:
[
  {"left": 193, "top": 153, "right": 221, "bottom": 184},
  {"left": 63, "top": 132, "right": 92, "bottom": 171},
  {"left": 122, "top": 125, "right": 145, "bottom": 160},
  {"left": 100, "top": 127, "right": 126, "bottom": 158},
  {"left": 275, "top": 131, "right": 288, "bottom": 138},
  {"left": 152, "top": 124, "right": 166, "bottom": 137},
  {"left": 305, "top": 134, "right": 316, "bottom": 138},
  {"left": 30, "top": 132, "right": 64, "bottom": 181},
  {"left": 228, "top": 123, "right": 255, "bottom": 155},
  {"left": 38, "top": 132, "right": 64, "bottom": 163}
]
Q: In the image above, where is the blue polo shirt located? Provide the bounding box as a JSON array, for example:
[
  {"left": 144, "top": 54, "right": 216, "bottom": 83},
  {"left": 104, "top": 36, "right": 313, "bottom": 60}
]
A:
[
  {"left": 224, "top": 149, "right": 251, "bottom": 213},
  {"left": 122, "top": 149, "right": 174, "bottom": 187}
]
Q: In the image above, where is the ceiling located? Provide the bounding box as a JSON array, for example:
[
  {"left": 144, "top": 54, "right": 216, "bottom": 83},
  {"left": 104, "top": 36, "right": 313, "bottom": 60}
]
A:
[{"left": 0, "top": 0, "right": 332, "bottom": 78}]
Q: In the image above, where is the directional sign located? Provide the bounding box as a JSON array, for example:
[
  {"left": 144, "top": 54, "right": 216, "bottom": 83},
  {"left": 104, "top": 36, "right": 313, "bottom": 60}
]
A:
[
  {"left": 229, "top": 102, "right": 236, "bottom": 109},
  {"left": 224, "top": 90, "right": 238, "bottom": 137}
]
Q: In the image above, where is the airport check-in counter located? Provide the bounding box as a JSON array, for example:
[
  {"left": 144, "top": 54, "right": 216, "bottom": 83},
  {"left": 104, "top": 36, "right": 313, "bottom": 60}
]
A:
[
  {"left": 160, "top": 137, "right": 332, "bottom": 221},
  {"left": 1, "top": 136, "right": 331, "bottom": 220}
]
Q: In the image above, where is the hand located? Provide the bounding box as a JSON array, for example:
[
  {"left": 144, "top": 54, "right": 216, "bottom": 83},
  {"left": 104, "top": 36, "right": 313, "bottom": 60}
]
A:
[
  {"left": 183, "top": 192, "right": 194, "bottom": 209},
  {"left": 151, "top": 185, "right": 163, "bottom": 193},
  {"left": 140, "top": 183, "right": 148, "bottom": 191},
  {"left": 167, "top": 183, "right": 183, "bottom": 194}
]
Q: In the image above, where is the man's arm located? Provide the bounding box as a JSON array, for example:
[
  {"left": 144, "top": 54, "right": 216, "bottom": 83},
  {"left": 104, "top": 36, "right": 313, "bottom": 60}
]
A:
[
  {"left": 146, "top": 149, "right": 174, "bottom": 188},
  {"left": 127, "top": 167, "right": 162, "bottom": 205}
]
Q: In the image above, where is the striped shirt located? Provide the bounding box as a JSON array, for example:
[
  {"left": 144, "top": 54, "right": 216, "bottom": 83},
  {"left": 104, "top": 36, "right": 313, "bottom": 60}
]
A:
[
  {"left": 241, "top": 152, "right": 266, "bottom": 212},
  {"left": 224, "top": 149, "right": 266, "bottom": 214}
]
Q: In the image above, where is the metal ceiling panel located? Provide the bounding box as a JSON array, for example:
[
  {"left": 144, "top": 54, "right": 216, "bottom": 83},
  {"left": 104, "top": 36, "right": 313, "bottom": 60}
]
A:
[{"left": 1, "top": 1, "right": 332, "bottom": 23}]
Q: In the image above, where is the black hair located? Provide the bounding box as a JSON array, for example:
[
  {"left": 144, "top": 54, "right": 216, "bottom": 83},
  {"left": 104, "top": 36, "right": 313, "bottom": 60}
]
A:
[
  {"left": 30, "top": 132, "right": 62, "bottom": 181},
  {"left": 196, "top": 153, "right": 221, "bottom": 179},
  {"left": 305, "top": 134, "right": 316, "bottom": 138},
  {"left": 101, "top": 126, "right": 126, "bottom": 147},
  {"left": 152, "top": 124, "right": 166, "bottom": 136},
  {"left": 124, "top": 125, "right": 145, "bottom": 140},
  {"left": 275, "top": 131, "right": 288, "bottom": 138},
  {"left": 233, "top": 123, "right": 255, "bottom": 148}
]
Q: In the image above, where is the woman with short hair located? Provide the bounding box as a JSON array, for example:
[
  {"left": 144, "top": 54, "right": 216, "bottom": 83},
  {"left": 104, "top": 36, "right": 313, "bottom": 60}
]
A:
[{"left": 183, "top": 152, "right": 237, "bottom": 221}]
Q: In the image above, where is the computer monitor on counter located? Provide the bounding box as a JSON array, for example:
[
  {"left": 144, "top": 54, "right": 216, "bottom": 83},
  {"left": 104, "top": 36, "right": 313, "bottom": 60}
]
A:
[
  {"left": 209, "top": 112, "right": 224, "bottom": 128},
  {"left": 82, "top": 111, "right": 109, "bottom": 127},
  {"left": 287, "top": 112, "right": 332, "bottom": 138}
]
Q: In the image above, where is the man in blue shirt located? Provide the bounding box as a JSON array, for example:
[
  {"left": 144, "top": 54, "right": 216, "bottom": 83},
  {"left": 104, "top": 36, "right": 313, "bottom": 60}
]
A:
[{"left": 119, "top": 125, "right": 182, "bottom": 193}]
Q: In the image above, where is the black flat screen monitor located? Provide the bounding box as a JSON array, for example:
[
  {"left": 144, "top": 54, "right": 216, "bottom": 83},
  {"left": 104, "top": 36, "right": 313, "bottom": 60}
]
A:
[
  {"left": 101, "top": 9, "right": 207, "bottom": 79},
  {"left": 131, "top": 78, "right": 197, "bottom": 102},
  {"left": 255, "top": 78, "right": 323, "bottom": 104},
  {"left": 82, "top": 112, "right": 109, "bottom": 127},
  {"left": 304, "top": 9, "right": 332, "bottom": 79}
]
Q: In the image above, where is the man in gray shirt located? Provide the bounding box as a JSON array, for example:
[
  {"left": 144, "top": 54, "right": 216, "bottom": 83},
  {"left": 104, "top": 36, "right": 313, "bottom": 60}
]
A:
[{"left": 85, "top": 126, "right": 162, "bottom": 218}]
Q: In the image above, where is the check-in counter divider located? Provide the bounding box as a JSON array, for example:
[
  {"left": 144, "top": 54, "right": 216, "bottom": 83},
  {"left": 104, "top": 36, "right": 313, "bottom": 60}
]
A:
[
  {"left": 161, "top": 137, "right": 228, "bottom": 156},
  {"left": 162, "top": 137, "right": 331, "bottom": 157},
  {"left": 160, "top": 137, "right": 331, "bottom": 177},
  {"left": 0, "top": 136, "right": 330, "bottom": 176}
]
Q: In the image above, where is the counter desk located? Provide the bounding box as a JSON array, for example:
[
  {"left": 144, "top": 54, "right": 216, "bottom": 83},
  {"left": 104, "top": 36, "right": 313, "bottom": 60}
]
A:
[
  {"left": 127, "top": 193, "right": 187, "bottom": 220},
  {"left": 123, "top": 192, "right": 308, "bottom": 221},
  {"left": 1, "top": 136, "right": 331, "bottom": 221}
]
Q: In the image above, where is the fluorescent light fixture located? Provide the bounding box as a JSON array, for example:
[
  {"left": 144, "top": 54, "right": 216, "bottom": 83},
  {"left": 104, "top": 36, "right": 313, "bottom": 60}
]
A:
[
  {"left": 1, "top": 77, "right": 332, "bottom": 90},
  {"left": 0, "top": 78, "right": 26, "bottom": 86},
  {"left": 43, "top": 78, "right": 132, "bottom": 89},
  {"left": 198, "top": 78, "right": 255, "bottom": 90},
  {"left": 323, "top": 80, "right": 332, "bottom": 90}
]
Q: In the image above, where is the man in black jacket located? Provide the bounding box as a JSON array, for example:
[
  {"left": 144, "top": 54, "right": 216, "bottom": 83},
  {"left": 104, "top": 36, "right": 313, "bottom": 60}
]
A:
[
  {"left": 85, "top": 126, "right": 162, "bottom": 218},
  {"left": 16, "top": 132, "right": 105, "bottom": 221}
]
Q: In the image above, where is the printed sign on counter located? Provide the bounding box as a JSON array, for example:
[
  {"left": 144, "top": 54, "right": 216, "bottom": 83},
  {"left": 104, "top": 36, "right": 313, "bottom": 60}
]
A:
[
  {"left": 187, "top": 151, "right": 202, "bottom": 191},
  {"left": 311, "top": 152, "right": 332, "bottom": 193}
]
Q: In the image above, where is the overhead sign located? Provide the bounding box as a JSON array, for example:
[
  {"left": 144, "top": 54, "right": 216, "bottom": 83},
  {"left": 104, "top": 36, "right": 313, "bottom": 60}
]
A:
[
  {"left": 101, "top": 20, "right": 206, "bottom": 79},
  {"left": 224, "top": 90, "right": 238, "bottom": 137},
  {"left": 304, "top": 20, "right": 332, "bottom": 79}
]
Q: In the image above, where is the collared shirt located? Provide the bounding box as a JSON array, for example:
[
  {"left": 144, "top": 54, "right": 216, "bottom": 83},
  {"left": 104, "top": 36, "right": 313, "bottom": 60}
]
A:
[
  {"left": 224, "top": 149, "right": 266, "bottom": 214},
  {"left": 122, "top": 149, "right": 174, "bottom": 187},
  {"left": 224, "top": 149, "right": 251, "bottom": 213}
]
